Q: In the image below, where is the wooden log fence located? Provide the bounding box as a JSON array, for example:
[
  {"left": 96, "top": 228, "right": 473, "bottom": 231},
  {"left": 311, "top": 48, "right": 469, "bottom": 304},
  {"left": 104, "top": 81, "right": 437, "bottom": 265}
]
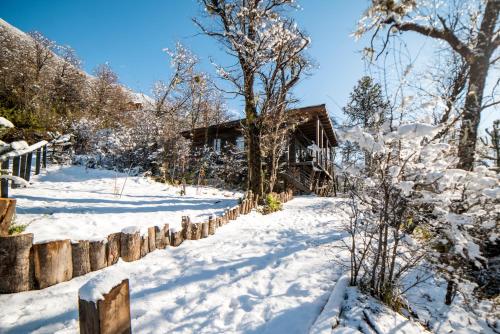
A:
[{"left": 0, "top": 189, "right": 294, "bottom": 293}]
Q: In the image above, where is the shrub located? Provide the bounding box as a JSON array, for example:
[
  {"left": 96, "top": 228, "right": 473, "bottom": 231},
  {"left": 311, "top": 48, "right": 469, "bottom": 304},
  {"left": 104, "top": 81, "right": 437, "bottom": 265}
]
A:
[
  {"left": 8, "top": 223, "right": 27, "bottom": 235},
  {"left": 263, "top": 193, "right": 282, "bottom": 214}
]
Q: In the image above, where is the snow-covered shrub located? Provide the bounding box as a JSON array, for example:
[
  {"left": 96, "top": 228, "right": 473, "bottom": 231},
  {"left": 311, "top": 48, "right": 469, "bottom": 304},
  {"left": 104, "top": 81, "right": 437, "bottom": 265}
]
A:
[
  {"left": 339, "top": 121, "right": 499, "bottom": 308},
  {"left": 71, "top": 110, "right": 164, "bottom": 174},
  {"left": 179, "top": 142, "right": 246, "bottom": 189}
]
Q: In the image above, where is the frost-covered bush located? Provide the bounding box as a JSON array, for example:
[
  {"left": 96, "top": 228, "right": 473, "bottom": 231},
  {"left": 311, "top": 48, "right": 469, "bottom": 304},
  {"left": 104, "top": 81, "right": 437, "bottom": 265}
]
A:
[
  {"left": 339, "top": 121, "right": 499, "bottom": 307},
  {"left": 183, "top": 143, "right": 246, "bottom": 189},
  {"left": 71, "top": 110, "right": 164, "bottom": 174}
]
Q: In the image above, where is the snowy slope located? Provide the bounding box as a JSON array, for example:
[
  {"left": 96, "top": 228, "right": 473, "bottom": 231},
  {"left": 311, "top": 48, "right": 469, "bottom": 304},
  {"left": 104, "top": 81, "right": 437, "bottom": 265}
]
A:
[
  {"left": 11, "top": 165, "right": 240, "bottom": 243},
  {"left": 0, "top": 196, "right": 351, "bottom": 333}
]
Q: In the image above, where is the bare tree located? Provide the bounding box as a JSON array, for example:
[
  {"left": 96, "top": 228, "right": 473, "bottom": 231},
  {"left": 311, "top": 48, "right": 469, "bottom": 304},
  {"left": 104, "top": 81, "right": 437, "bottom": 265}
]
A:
[
  {"left": 356, "top": 0, "right": 500, "bottom": 171},
  {"left": 194, "top": 0, "right": 310, "bottom": 197}
]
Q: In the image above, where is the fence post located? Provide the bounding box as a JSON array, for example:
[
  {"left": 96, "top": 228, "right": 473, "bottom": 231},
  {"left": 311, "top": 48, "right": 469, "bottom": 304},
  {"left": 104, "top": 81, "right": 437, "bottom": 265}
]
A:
[
  {"left": 1, "top": 159, "right": 9, "bottom": 198},
  {"left": 42, "top": 145, "right": 47, "bottom": 169},
  {"left": 35, "top": 148, "right": 41, "bottom": 175},
  {"left": 12, "top": 156, "right": 20, "bottom": 189},
  {"left": 19, "top": 155, "right": 27, "bottom": 181},
  {"left": 25, "top": 152, "right": 33, "bottom": 182}
]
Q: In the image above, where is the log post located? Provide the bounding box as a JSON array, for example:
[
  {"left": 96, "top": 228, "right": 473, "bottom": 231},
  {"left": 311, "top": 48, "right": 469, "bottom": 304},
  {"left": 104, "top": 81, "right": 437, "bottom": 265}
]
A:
[
  {"left": 89, "top": 240, "right": 107, "bottom": 271},
  {"left": 0, "top": 233, "right": 34, "bottom": 293},
  {"left": 72, "top": 240, "right": 91, "bottom": 278},
  {"left": 170, "top": 229, "right": 183, "bottom": 247},
  {"left": 147, "top": 227, "right": 156, "bottom": 252},
  {"left": 191, "top": 223, "right": 202, "bottom": 240},
  {"left": 0, "top": 198, "right": 16, "bottom": 236},
  {"left": 1, "top": 159, "right": 9, "bottom": 199},
  {"left": 154, "top": 226, "right": 166, "bottom": 249},
  {"left": 181, "top": 216, "right": 191, "bottom": 240},
  {"left": 33, "top": 239, "right": 73, "bottom": 289},
  {"left": 107, "top": 233, "right": 121, "bottom": 266},
  {"left": 140, "top": 234, "right": 149, "bottom": 258},
  {"left": 208, "top": 216, "right": 216, "bottom": 235},
  {"left": 201, "top": 221, "right": 209, "bottom": 238},
  {"left": 79, "top": 278, "right": 131, "bottom": 334},
  {"left": 35, "top": 148, "right": 41, "bottom": 175},
  {"left": 163, "top": 224, "right": 170, "bottom": 247},
  {"left": 120, "top": 229, "right": 140, "bottom": 262}
]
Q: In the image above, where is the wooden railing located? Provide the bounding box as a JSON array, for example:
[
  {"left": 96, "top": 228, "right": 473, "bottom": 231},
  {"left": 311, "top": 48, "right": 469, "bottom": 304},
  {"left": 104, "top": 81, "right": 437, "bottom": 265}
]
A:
[{"left": 0, "top": 141, "right": 49, "bottom": 198}]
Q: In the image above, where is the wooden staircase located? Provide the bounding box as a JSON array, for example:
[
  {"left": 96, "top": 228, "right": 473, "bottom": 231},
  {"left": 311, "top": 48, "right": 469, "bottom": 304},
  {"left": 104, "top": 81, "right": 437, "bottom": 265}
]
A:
[{"left": 281, "top": 162, "right": 334, "bottom": 196}]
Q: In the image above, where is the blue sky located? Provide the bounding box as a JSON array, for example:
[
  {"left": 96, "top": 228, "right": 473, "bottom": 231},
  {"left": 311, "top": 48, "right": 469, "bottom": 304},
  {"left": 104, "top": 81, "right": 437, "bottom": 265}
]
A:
[
  {"left": 1, "top": 0, "right": 380, "bottom": 119},
  {"left": 4, "top": 0, "right": 495, "bottom": 128}
]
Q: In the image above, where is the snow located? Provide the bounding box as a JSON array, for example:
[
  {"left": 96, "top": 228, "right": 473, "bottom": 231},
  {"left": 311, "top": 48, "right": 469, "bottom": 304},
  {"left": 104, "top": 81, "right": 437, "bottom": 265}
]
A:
[
  {"left": 396, "top": 123, "right": 437, "bottom": 138},
  {"left": 11, "top": 165, "right": 241, "bottom": 243},
  {"left": 336, "top": 287, "right": 429, "bottom": 334},
  {"left": 310, "top": 274, "right": 350, "bottom": 334},
  {"left": 78, "top": 267, "right": 128, "bottom": 302},
  {"left": 10, "top": 140, "right": 29, "bottom": 151},
  {"left": 0, "top": 116, "right": 14, "bottom": 128},
  {"left": 0, "top": 196, "right": 351, "bottom": 333}
]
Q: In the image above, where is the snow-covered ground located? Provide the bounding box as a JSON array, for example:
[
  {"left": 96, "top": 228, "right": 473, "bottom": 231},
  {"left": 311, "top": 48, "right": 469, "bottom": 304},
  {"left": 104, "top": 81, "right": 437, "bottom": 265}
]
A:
[
  {"left": 11, "top": 166, "right": 240, "bottom": 243},
  {"left": 0, "top": 196, "right": 351, "bottom": 333},
  {"left": 2, "top": 167, "right": 494, "bottom": 333}
]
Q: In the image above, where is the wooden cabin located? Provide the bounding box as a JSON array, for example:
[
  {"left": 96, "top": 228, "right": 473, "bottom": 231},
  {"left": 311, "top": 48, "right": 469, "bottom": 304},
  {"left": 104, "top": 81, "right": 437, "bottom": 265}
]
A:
[{"left": 180, "top": 104, "right": 338, "bottom": 195}]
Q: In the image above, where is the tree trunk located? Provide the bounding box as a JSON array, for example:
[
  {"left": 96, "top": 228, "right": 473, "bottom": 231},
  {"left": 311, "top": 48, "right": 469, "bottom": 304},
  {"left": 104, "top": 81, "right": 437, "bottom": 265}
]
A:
[
  {"left": 457, "top": 58, "right": 489, "bottom": 170},
  {"left": 456, "top": 0, "right": 499, "bottom": 170},
  {"left": 244, "top": 78, "right": 263, "bottom": 197},
  {"left": 0, "top": 233, "right": 34, "bottom": 293},
  {"left": 71, "top": 240, "right": 91, "bottom": 277}
]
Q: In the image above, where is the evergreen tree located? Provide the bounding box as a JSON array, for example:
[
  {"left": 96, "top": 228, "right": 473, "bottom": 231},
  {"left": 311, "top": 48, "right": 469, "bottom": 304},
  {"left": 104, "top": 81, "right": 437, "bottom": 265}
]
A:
[
  {"left": 343, "top": 76, "right": 389, "bottom": 130},
  {"left": 341, "top": 76, "right": 390, "bottom": 176}
]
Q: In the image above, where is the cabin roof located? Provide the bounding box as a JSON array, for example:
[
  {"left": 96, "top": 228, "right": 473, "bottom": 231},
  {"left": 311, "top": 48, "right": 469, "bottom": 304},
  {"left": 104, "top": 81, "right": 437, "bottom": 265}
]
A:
[{"left": 180, "top": 104, "right": 338, "bottom": 146}]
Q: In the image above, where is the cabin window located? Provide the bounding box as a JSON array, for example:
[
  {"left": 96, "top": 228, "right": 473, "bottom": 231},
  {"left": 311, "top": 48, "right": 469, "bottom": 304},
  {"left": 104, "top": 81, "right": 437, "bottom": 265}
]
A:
[
  {"left": 236, "top": 136, "right": 245, "bottom": 151},
  {"left": 213, "top": 138, "right": 222, "bottom": 154}
]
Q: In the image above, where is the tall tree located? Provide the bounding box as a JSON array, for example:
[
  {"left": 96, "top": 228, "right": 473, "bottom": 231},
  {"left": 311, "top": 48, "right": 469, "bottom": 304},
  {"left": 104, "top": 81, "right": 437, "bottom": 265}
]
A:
[
  {"left": 343, "top": 76, "right": 390, "bottom": 130},
  {"left": 194, "top": 0, "right": 310, "bottom": 196},
  {"left": 342, "top": 76, "right": 390, "bottom": 173},
  {"left": 356, "top": 0, "right": 500, "bottom": 171}
]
